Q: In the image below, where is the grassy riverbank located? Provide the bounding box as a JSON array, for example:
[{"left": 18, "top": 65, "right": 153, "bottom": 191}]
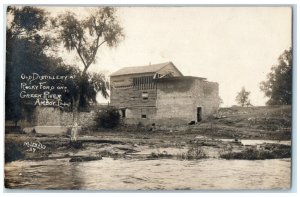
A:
[{"left": 5, "top": 106, "right": 292, "bottom": 162}]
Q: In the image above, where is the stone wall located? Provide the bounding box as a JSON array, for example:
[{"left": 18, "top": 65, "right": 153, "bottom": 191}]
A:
[
  {"left": 156, "top": 80, "right": 194, "bottom": 122},
  {"left": 156, "top": 78, "right": 195, "bottom": 124},
  {"left": 122, "top": 107, "right": 157, "bottom": 125},
  {"left": 154, "top": 77, "right": 219, "bottom": 125},
  {"left": 35, "top": 107, "right": 96, "bottom": 127}
]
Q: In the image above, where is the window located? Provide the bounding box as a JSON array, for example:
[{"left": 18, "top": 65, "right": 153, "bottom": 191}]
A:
[
  {"left": 141, "top": 114, "right": 147, "bottom": 119},
  {"left": 142, "top": 92, "right": 148, "bottom": 100},
  {"left": 133, "top": 76, "right": 155, "bottom": 89}
]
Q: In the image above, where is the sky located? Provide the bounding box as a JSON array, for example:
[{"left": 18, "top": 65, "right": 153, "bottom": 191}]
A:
[{"left": 46, "top": 6, "right": 292, "bottom": 106}]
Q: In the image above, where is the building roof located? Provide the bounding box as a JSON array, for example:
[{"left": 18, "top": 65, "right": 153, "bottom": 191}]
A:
[
  {"left": 154, "top": 76, "right": 207, "bottom": 82},
  {"left": 110, "top": 62, "right": 175, "bottom": 77}
]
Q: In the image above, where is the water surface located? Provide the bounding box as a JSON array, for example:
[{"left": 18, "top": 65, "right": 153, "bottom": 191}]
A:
[{"left": 5, "top": 158, "right": 291, "bottom": 190}]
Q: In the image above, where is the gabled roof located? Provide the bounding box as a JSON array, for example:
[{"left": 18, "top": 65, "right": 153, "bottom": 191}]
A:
[{"left": 110, "top": 62, "right": 181, "bottom": 77}]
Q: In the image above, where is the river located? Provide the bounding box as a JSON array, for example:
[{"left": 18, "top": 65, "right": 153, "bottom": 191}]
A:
[{"left": 5, "top": 158, "right": 291, "bottom": 190}]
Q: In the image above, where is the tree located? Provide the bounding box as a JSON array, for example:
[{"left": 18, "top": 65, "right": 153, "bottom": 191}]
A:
[
  {"left": 5, "top": 6, "right": 118, "bottom": 129},
  {"left": 7, "top": 6, "right": 48, "bottom": 39},
  {"left": 54, "top": 7, "right": 124, "bottom": 137},
  {"left": 260, "top": 48, "right": 292, "bottom": 105},
  {"left": 236, "top": 87, "right": 251, "bottom": 107},
  {"left": 6, "top": 6, "right": 53, "bottom": 125},
  {"left": 54, "top": 7, "right": 124, "bottom": 73},
  {"left": 48, "top": 65, "right": 109, "bottom": 111}
]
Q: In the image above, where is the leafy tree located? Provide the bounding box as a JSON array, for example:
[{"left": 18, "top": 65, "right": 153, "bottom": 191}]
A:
[
  {"left": 53, "top": 7, "right": 124, "bottom": 122},
  {"left": 236, "top": 87, "right": 251, "bottom": 107},
  {"left": 6, "top": 7, "right": 100, "bottom": 124},
  {"left": 48, "top": 65, "right": 109, "bottom": 111},
  {"left": 6, "top": 6, "right": 53, "bottom": 125},
  {"left": 7, "top": 6, "right": 48, "bottom": 39},
  {"left": 260, "top": 48, "right": 292, "bottom": 105},
  {"left": 6, "top": 6, "right": 124, "bottom": 130}
]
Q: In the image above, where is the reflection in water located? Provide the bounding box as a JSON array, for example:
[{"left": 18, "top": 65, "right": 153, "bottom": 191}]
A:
[
  {"left": 5, "top": 158, "right": 290, "bottom": 190},
  {"left": 5, "top": 159, "right": 84, "bottom": 189},
  {"left": 218, "top": 139, "right": 291, "bottom": 146},
  {"left": 241, "top": 140, "right": 291, "bottom": 146}
]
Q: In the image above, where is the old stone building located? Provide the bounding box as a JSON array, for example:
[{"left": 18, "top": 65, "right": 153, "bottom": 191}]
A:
[{"left": 110, "top": 62, "right": 219, "bottom": 125}]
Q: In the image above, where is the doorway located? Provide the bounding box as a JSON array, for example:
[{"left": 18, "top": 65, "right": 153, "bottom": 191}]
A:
[
  {"left": 121, "top": 109, "right": 126, "bottom": 118},
  {"left": 197, "top": 107, "right": 202, "bottom": 122}
]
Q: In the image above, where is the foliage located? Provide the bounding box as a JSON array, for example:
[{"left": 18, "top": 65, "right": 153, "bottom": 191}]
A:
[
  {"left": 220, "top": 145, "right": 291, "bottom": 160},
  {"left": 6, "top": 6, "right": 55, "bottom": 124},
  {"left": 177, "top": 143, "right": 207, "bottom": 160},
  {"left": 53, "top": 7, "right": 124, "bottom": 118},
  {"left": 94, "top": 107, "right": 120, "bottom": 129},
  {"left": 5, "top": 6, "right": 115, "bottom": 125},
  {"left": 7, "top": 6, "right": 48, "bottom": 39},
  {"left": 54, "top": 7, "right": 124, "bottom": 73},
  {"left": 260, "top": 48, "right": 292, "bottom": 105},
  {"left": 235, "top": 87, "right": 251, "bottom": 107},
  {"left": 47, "top": 65, "right": 109, "bottom": 111}
]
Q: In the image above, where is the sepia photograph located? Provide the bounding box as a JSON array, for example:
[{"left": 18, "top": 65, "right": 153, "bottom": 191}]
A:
[{"left": 4, "top": 5, "right": 293, "bottom": 190}]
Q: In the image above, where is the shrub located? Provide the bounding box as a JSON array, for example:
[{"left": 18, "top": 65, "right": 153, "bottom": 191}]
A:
[
  {"left": 220, "top": 145, "right": 291, "bottom": 160},
  {"left": 94, "top": 107, "right": 120, "bottom": 129},
  {"left": 178, "top": 145, "right": 207, "bottom": 160}
]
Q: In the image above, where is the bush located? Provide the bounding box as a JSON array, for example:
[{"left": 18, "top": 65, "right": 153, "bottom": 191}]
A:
[
  {"left": 178, "top": 145, "right": 207, "bottom": 160},
  {"left": 220, "top": 145, "right": 291, "bottom": 160},
  {"left": 94, "top": 107, "right": 120, "bottom": 129}
]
